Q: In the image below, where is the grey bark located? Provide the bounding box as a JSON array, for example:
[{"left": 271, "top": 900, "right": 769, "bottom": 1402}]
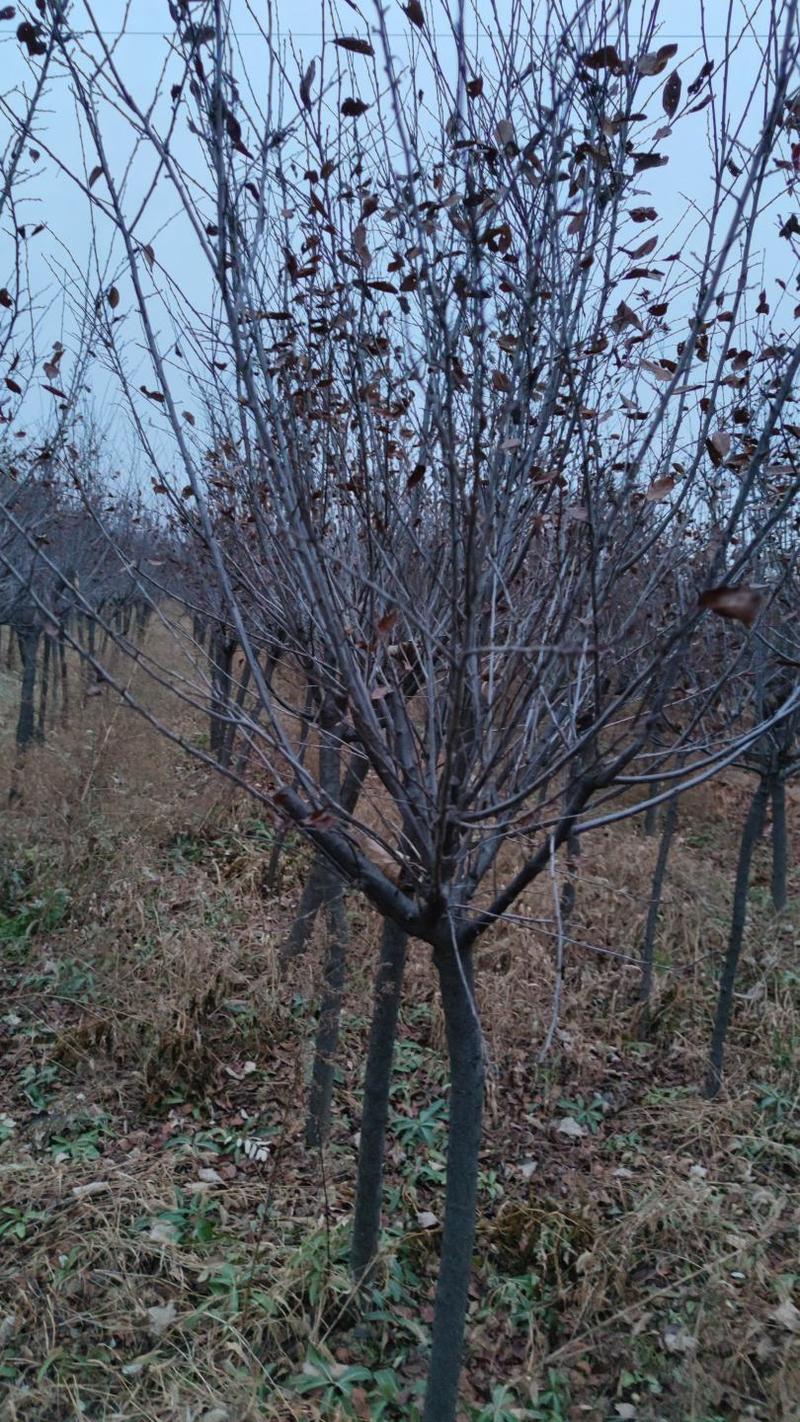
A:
[
  {"left": 638, "top": 791, "right": 679, "bottom": 1037},
  {"left": 350, "top": 916, "right": 408, "bottom": 1281},
  {"left": 423, "top": 937, "right": 484, "bottom": 1422},
  {"left": 305, "top": 719, "right": 350, "bottom": 1150},
  {"left": 16, "top": 628, "right": 40, "bottom": 748},
  {"left": 281, "top": 749, "right": 369, "bottom": 962},
  {"left": 705, "top": 777, "right": 768, "bottom": 1099},
  {"left": 770, "top": 774, "right": 788, "bottom": 912}
]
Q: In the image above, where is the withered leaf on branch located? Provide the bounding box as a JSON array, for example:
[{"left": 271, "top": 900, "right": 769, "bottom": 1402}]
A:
[
  {"left": 404, "top": 1, "right": 425, "bottom": 28},
  {"left": 624, "top": 234, "right": 658, "bottom": 259},
  {"left": 582, "top": 45, "right": 624, "bottom": 72},
  {"left": 641, "top": 359, "right": 673, "bottom": 381},
  {"left": 705, "top": 430, "right": 731, "bottom": 465},
  {"left": 107, "top": 286, "right": 120, "bottom": 310},
  {"left": 494, "top": 118, "right": 516, "bottom": 147},
  {"left": 334, "top": 36, "right": 375, "bottom": 56},
  {"left": 611, "top": 300, "right": 643, "bottom": 333},
  {"left": 341, "top": 97, "right": 370, "bottom": 117},
  {"left": 88, "top": 165, "right": 103, "bottom": 189},
  {"left": 637, "top": 43, "right": 678, "bottom": 76},
  {"left": 645, "top": 475, "right": 675, "bottom": 500},
  {"left": 633, "top": 152, "right": 668, "bottom": 172},
  {"left": 299, "top": 59, "right": 316, "bottom": 111},
  {"left": 699, "top": 586, "right": 764, "bottom": 627},
  {"left": 663, "top": 69, "right": 681, "bottom": 118},
  {"left": 17, "top": 21, "right": 46, "bottom": 57}
]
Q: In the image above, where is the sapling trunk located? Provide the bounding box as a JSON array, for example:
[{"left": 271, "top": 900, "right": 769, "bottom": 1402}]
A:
[
  {"left": 282, "top": 750, "right": 369, "bottom": 962},
  {"left": 644, "top": 780, "right": 661, "bottom": 836},
  {"left": 770, "top": 774, "right": 788, "bottom": 912},
  {"left": 58, "top": 632, "right": 69, "bottom": 728},
  {"left": 37, "top": 635, "right": 51, "bottom": 740},
  {"left": 209, "top": 627, "right": 235, "bottom": 764},
  {"left": 423, "top": 937, "right": 484, "bottom": 1422},
  {"left": 350, "top": 916, "right": 408, "bottom": 1281},
  {"left": 705, "top": 777, "right": 768, "bottom": 1099},
  {"left": 638, "top": 791, "right": 679, "bottom": 1038},
  {"left": 305, "top": 721, "right": 349, "bottom": 1149},
  {"left": 305, "top": 860, "right": 348, "bottom": 1148},
  {"left": 16, "top": 629, "right": 40, "bottom": 748}
]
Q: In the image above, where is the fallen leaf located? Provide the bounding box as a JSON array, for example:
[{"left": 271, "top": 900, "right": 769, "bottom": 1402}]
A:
[
  {"left": 662, "top": 1323, "right": 696, "bottom": 1353},
  {"left": 771, "top": 1298, "right": 800, "bottom": 1332},
  {"left": 555, "top": 1116, "right": 587, "bottom": 1138},
  {"left": 148, "top": 1221, "right": 180, "bottom": 1245},
  {"left": 145, "top": 1300, "right": 177, "bottom": 1335}
]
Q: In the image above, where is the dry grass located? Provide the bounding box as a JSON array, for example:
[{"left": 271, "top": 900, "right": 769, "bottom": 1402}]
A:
[{"left": 0, "top": 627, "right": 798, "bottom": 1421}]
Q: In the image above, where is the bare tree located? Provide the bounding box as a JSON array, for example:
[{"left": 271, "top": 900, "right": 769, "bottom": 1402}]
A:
[{"left": 4, "top": 2, "right": 800, "bottom": 1416}]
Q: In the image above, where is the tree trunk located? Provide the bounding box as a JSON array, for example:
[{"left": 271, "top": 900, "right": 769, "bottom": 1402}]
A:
[
  {"left": 770, "top": 775, "right": 788, "bottom": 913},
  {"left": 220, "top": 654, "right": 251, "bottom": 767},
  {"left": 423, "top": 937, "right": 484, "bottom": 1422},
  {"left": 351, "top": 917, "right": 408, "bottom": 1281},
  {"left": 16, "top": 629, "right": 40, "bottom": 748},
  {"left": 37, "top": 635, "right": 51, "bottom": 741},
  {"left": 135, "top": 602, "right": 152, "bottom": 643},
  {"left": 643, "top": 780, "right": 661, "bottom": 836},
  {"left": 58, "top": 632, "right": 69, "bottom": 728},
  {"left": 704, "top": 777, "right": 768, "bottom": 1099},
  {"left": 304, "top": 722, "right": 349, "bottom": 1150},
  {"left": 209, "top": 627, "right": 235, "bottom": 765},
  {"left": 638, "top": 790, "right": 679, "bottom": 1038},
  {"left": 281, "top": 749, "right": 369, "bottom": 962}
]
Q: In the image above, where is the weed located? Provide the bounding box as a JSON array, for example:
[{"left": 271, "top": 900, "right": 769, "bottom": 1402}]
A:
[
  {"left": 135, "top": 1189, "right": 221, "bottom": 1248},
  {"left": 391, "top": 1098, "right": 448, "bottom": 1149},
  {"left": 18, "top": 1061, "right": 60, "bottom": 1110},
  {"left": 555, "top": 1093, "right": 608, "bottom": 1133},
  {"left": 0, "top": 1205, "right": 46, "bottom": 1241}
]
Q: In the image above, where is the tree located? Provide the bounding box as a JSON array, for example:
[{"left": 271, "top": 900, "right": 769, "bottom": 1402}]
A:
[{"left": 4, "top": 2, "right": 800, "bottom": 1416}]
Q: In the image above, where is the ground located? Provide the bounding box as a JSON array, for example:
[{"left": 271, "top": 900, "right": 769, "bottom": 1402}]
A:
[{"left": 0, "top": 637, "right": 798, "bottom": 1422}]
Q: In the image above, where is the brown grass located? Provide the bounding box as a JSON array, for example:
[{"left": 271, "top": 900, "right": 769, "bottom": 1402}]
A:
[{"left": 0, "top": 623, "right": 798, "bottom": 1421}]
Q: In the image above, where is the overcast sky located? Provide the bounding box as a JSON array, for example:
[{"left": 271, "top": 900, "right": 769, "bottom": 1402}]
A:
[{"left": 1, "top": 1, "right": 797, "bottom": 480}]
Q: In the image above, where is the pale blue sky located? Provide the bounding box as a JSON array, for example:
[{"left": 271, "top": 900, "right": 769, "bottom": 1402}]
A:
[{"left": 1, "top": 1, "right": 797, "bottom": 478}]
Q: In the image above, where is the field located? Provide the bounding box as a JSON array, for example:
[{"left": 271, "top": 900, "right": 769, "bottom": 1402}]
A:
[{"left": 0, "top": 636, "right": 798, "bottom": 1422}]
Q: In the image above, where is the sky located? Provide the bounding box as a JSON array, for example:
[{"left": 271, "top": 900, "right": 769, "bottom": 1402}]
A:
[{"left": 1, "top": 0, "right": 798, "bottom": 482}]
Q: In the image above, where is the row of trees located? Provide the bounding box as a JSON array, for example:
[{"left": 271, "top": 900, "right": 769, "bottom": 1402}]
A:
[{"left": 3, "top": 2, "right": 800, "bottom": 1417}]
